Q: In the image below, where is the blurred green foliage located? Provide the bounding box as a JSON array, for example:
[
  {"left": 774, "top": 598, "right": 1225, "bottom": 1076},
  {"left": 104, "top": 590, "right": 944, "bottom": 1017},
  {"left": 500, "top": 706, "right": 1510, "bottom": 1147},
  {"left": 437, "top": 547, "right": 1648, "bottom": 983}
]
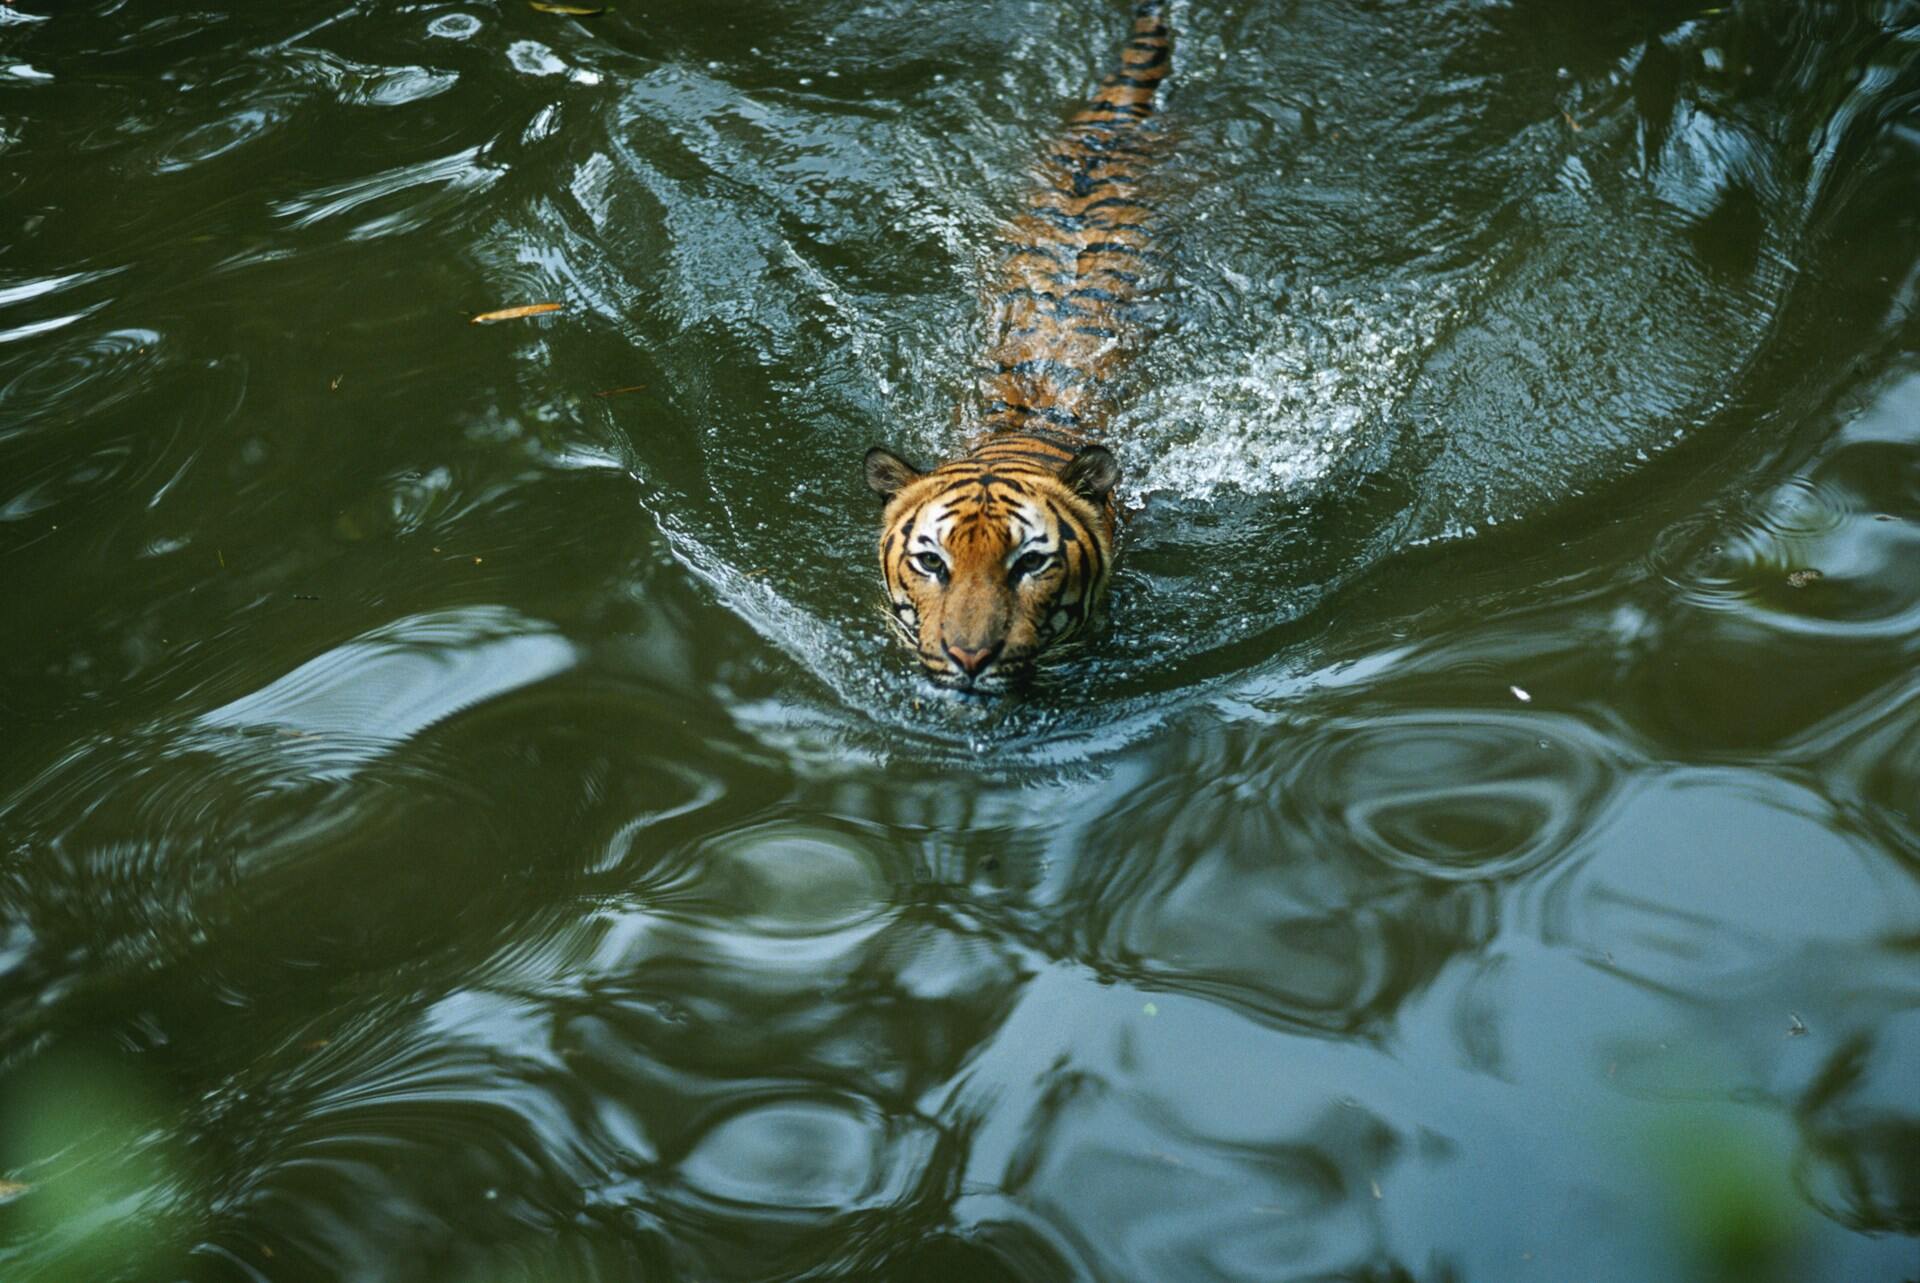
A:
[
  {"left": 0, "top": 1043, "right": 179, "bottom": 1282},
  {"left": 1644, "top": 1106, "right": 1807, "bottom": 1283}
]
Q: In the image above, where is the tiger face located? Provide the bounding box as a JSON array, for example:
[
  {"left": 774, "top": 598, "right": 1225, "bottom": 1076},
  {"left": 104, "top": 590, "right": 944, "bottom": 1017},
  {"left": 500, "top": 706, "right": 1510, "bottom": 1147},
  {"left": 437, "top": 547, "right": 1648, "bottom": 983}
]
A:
[{"left": 864, "top": 442, "right": 1120, "bottom": 693}]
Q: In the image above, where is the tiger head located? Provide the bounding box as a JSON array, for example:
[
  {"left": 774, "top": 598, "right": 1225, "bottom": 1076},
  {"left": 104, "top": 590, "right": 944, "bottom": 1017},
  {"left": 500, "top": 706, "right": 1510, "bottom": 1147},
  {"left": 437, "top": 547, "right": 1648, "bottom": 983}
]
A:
[{"left": 864, "top": 442, "right": 1120, "bottom": 693}]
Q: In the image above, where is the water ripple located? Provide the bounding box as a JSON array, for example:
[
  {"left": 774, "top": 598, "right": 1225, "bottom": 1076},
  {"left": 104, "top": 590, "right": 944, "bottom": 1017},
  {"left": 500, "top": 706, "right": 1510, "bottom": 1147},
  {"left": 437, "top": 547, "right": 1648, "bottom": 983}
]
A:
[
  {"left": 674, "top": 1092, "right": 928, "bottom": 1215},
  {"left": 0, "top": 326, "right": 159, "bottom": 431},
  {"left": 2, "top": 2, "right": 1918, "bottom": 1280},
  {"left": 1648, "top": 370, "right": 1920, "bottom": 642},
  {"left": 199, "top": 606, "right": 577, "bottom": 752},
  {"left": 1289, "top": 709, "right": 1615, "bottom": 882},
  {"left": 272, "top": 144, "right": 501, "bottom": 238}
]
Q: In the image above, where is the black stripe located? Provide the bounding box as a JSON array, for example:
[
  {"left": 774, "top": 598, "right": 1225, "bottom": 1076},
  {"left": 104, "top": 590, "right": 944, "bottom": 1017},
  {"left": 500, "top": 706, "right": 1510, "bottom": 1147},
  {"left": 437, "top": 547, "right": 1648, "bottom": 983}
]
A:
[
  {"left": 984, "top": 401, "right": 1083, "bottom": 428},
  {"left": 1077, "top": 241, "right": 1151, "bottom": 259},
  {"left": 972, "top": 448, "right": 1071, "bottom": 468},
  {"left": 979, "top": 423, "right": 1087, "bottom": 448},
  {"left": 1048, "top": 151, "right": 1133, "bottom": 171},
  {"left": 1074, "top": 132, "right": 1151, "bottom": 155},
  {"left": 1068, "top": 173, "right": 1129, "bottom": 197},
  {"left": 973, "top": 434, "right": 1068, "bottom": 453},
  {"left": 1046, "top": 500, "right": 1098, "bottom": 587},
  {"left": 1003, "top": 266, "right": 1071, "bottom": 290},
  {"left": 996, "top": 285, "right": 1090, "bottom": 315},
  {"left": 1030, "top": 206, "right": 1134, "bottom": 233},
  {"left": 993, "top": 357, "right": 1092, "bottom": 383},
  {"left": 1079, "top": 510, "right": 1107, "bottom": 581},
  {"left": 1001, "top": 238, "right": 1073, "bottom": 265},
  {"left": 1074, "top": 196, "right": 1148, "bottom": 214}
]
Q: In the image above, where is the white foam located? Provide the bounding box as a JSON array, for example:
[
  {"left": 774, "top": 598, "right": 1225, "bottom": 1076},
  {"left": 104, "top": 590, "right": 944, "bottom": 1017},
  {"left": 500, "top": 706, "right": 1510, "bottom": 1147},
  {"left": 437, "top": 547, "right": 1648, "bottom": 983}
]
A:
[
  {"left": 507, "top": 40, "right": 569, "bottom": 79},
  {"left": 1119, "top": 279, "right": 1471, "bottom": 501}
]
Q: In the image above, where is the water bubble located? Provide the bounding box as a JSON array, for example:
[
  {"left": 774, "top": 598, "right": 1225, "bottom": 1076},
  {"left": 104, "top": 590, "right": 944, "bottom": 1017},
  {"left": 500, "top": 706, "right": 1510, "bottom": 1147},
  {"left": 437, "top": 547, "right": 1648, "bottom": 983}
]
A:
[{"left": 426, "top": 12, "right": 481, "bottom": 40}]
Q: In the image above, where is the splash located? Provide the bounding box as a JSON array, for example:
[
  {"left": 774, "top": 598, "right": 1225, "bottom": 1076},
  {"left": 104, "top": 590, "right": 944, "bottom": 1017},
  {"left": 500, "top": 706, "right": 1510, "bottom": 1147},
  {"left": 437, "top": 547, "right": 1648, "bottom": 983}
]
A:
[{"left": 1119, "top": 278, "right": 1475, "bottom": 501}]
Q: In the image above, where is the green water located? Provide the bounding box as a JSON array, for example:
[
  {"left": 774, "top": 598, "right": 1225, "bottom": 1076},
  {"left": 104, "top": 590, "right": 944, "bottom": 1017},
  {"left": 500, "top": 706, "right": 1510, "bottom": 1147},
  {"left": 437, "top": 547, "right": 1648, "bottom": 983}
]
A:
[{"left": 3, "top": 0, "right": 1918, "bottom": 1279}]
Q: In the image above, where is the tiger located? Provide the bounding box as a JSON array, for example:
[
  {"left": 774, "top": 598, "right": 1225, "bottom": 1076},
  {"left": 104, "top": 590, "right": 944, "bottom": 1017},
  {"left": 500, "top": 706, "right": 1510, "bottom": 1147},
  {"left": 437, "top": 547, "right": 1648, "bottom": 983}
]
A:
[{"left": 864, "top": 0, "right": 1173, "bottom": 694}]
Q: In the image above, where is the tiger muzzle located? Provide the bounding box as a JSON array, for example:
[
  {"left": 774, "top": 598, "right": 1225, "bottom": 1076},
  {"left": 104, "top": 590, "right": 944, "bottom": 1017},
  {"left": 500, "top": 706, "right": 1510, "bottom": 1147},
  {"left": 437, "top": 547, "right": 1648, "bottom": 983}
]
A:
[{"left": 943, "top": 640, "right": 1003, "bottom": 679}]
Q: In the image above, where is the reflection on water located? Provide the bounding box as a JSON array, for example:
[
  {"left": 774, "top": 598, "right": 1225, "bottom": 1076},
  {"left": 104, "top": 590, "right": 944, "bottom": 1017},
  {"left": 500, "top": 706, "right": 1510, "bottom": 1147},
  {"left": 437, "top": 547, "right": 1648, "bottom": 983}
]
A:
[
  {"left": 200, "top": 606, "right": 577, "bottom": 750},
  {"left": 2, "top": 0, "right": 1920, "bottom": 1280}
]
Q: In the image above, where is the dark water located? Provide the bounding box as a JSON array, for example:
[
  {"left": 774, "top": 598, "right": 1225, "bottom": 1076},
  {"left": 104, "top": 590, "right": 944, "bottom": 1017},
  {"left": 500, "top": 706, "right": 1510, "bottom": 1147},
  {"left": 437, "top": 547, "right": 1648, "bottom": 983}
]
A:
[{"left": 3, "top": 0, "right": 1920, "bottom": 1278}]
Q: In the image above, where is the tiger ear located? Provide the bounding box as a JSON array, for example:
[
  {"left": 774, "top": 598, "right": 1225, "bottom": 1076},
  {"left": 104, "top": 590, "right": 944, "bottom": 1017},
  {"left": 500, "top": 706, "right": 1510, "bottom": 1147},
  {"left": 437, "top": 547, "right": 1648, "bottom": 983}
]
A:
[
  {"left": 1059, "top": 444, "right": 1120, "bottom": 502},
  {"left": 865, "top": 446, "right": 924, "bottom": 498}
]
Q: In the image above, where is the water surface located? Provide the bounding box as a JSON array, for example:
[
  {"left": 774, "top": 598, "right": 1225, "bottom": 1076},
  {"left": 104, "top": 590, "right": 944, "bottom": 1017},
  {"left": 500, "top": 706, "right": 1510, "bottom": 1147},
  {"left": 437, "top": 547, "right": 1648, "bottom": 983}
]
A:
[{"left": 2, "top": 1, "right": 1919, "bottom": 1279}]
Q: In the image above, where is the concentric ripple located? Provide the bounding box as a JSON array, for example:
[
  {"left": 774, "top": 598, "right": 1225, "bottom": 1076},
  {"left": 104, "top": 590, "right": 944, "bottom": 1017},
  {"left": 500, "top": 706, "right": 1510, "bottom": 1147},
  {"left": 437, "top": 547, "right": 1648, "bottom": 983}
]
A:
[
  {"left": 1290, "top": 711, "right": 1614, "bottom": 882},
  {"left": 0, "top": 326, "right": 158, "bottom": 430},
  {"left": 675, "top": 1094, "right": 924, "bottom": 1214},
  {"left": 695, "top": 820, "right": 888, "bottom": 939},
  {"left": 1648, "top": 475, "right": 1860, "bottom": 613}
]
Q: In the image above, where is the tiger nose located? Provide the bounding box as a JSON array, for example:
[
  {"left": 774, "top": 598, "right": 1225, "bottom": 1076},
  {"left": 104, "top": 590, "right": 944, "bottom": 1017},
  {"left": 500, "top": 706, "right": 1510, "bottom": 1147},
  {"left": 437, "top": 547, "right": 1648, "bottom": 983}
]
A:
[{"left": 944, "top": 641, "right": 1001, "bottom": 677}]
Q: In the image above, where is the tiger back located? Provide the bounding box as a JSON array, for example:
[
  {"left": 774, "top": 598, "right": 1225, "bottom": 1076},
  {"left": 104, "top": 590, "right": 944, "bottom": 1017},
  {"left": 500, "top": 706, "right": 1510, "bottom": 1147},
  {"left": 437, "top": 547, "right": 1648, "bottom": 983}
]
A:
[{"left": 864, "top": 0, "right": 1172, "bottom": 693}]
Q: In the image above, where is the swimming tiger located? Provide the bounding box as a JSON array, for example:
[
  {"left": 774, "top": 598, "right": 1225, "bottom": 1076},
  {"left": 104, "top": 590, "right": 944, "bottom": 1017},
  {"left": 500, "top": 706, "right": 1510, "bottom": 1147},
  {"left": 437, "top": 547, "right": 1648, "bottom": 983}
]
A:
[{"left": 864, "top": 0, "right": 1172, "bottom": 693}]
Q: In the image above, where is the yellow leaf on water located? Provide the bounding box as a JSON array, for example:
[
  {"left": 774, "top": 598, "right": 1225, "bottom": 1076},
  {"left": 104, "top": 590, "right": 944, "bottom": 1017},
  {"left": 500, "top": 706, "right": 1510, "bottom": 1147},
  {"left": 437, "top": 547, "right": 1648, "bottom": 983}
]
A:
[
  {"left": 529, "top": 2, "right": 606, "bottom": 13},
  {"left": 470, "top": 302, "right": 563, "bottom": 324},
  {"left": 0, "top": 1180, "right": 28, "bottom": 1200}
]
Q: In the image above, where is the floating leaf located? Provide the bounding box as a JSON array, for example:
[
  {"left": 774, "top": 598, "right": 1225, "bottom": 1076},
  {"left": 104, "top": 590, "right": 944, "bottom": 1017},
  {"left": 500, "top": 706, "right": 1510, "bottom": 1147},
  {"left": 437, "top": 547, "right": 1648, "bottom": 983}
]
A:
[
  {"left": 595, "top": 384, "right": 648, "bottom": 398},
  {"left": 0, "top": 1179, "right": 27, "bottom": 1200},
  {"left": 530, "top": 2, "right": 606, "bottom": 13},
  {"left": 470, "top": 302, "right": 563, "bottom": 324}
]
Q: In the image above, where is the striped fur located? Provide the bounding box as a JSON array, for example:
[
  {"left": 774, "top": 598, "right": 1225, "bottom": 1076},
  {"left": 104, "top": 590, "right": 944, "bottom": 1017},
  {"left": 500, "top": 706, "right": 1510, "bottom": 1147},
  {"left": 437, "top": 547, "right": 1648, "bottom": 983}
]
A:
[{"left": 865, "top": 0, "right": 1171, "bottom": 693}]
